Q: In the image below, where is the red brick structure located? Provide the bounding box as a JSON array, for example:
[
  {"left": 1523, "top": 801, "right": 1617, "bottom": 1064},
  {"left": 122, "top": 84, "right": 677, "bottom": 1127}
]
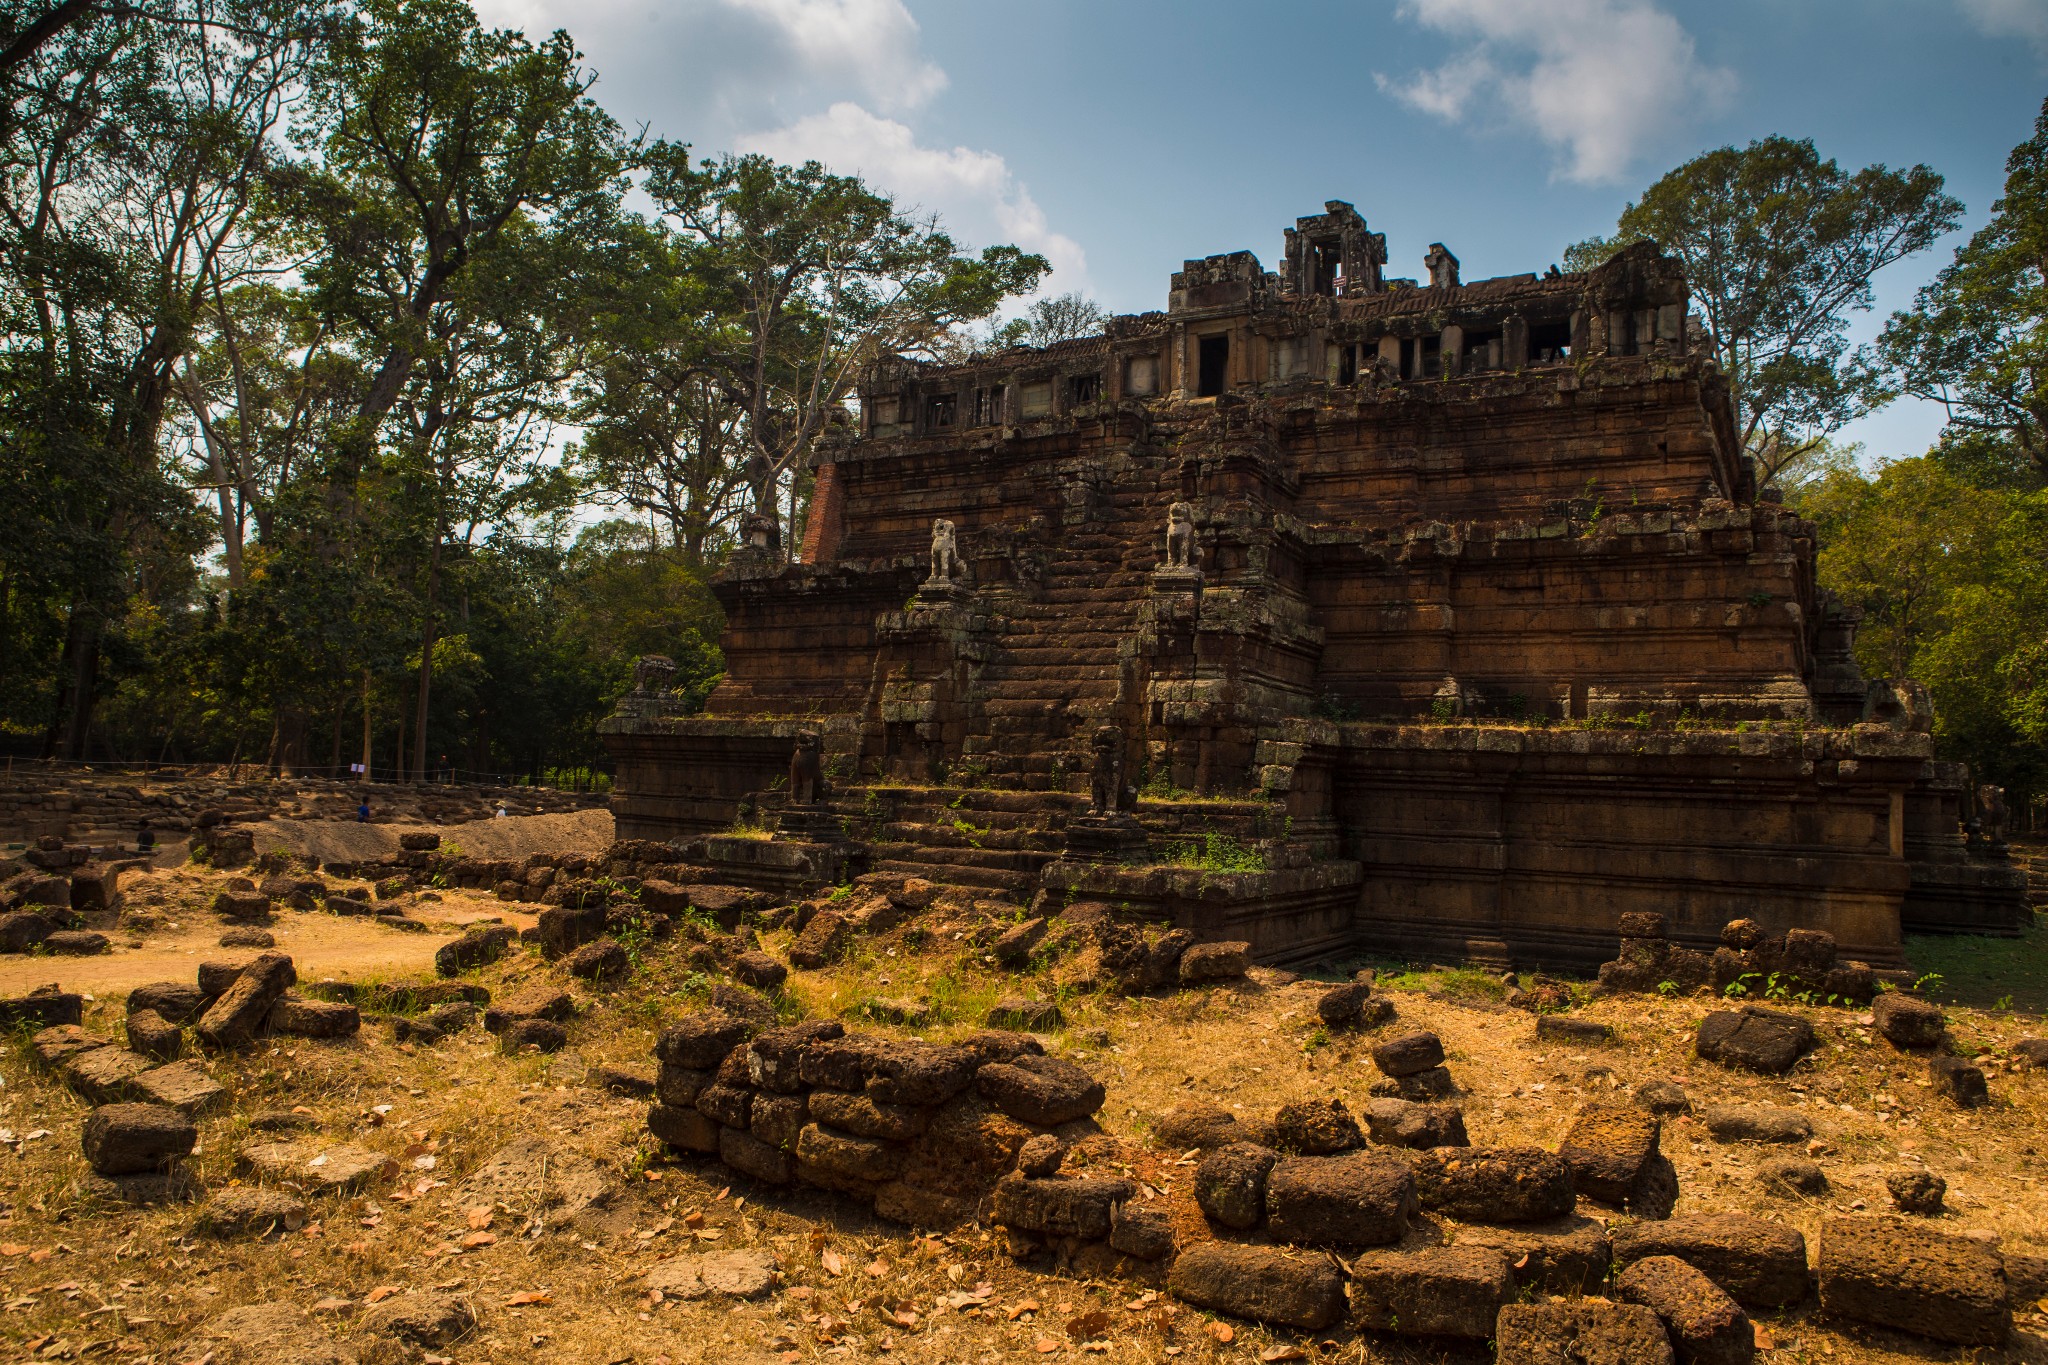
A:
[{"left": 603, "top": 202, "right": 2028, "bottom": 967}]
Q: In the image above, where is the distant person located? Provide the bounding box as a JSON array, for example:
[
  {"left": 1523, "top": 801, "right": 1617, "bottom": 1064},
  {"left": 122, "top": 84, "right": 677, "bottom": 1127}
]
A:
[
  {"left": 135, "top": 820, "right": 154, "bottom": 854},
  {"left": 357, "top": 799, "right": 371, "bottom": 823},
  {"left": 495, "top": 804, "right": 509, "bottom": 819}
]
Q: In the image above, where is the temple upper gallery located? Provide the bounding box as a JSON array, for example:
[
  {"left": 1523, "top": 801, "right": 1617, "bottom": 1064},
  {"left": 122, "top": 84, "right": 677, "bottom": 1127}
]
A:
[{"left": 602, "top": 201, "right": 2026, "bottom": 969}]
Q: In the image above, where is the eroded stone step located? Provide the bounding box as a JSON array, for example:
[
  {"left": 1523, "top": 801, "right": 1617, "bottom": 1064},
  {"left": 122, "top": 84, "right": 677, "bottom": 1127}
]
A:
[{"left": 869, "top": 858, "right": 1035, "bottom": 894}]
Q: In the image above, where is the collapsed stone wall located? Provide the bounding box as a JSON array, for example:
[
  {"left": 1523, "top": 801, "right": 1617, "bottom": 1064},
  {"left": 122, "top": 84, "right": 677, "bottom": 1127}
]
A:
[
  {"left": 643, "top": 1014, "right": 1108, "bottom": 1231},
  {"left": 0, "top": 770, "right": 602, "bottom": 848}
]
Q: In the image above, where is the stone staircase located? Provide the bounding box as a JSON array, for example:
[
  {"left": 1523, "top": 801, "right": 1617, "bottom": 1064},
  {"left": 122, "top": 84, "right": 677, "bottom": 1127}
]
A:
[
  {"left": 792, "top": 784, "right": 1287, "bottom": 902},
  {"left": 969, "top": 520, "right": 1151, "bottom": 791}
]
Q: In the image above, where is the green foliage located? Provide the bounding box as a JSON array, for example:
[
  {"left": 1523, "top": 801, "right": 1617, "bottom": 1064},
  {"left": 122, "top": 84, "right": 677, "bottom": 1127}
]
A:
[
  {"left": 0, "top": 0, "right": 1043, "bottom": 770},
  {"left": 1797, "top": 454, "right": 2048, "bottom": 793},
  {"left": 984, "top": 293, "right": 1108, "bottom": 351},
  {"left": 1883, "top": 96, "right": 2048, "bottom": 477},
  {"left": 1568, "top": 136, "right": 1962, "bottom": 489},
  {"left": 1158, "top": 832, "right": 1268, "bottom": 874}
]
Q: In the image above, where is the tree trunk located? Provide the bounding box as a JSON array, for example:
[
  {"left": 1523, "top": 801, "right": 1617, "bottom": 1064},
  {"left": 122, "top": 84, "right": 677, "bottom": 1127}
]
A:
[
  {"left": 359, "top": 667, "right": 374, "bottom": 781},
  {"left": 412, "top": 602, "right": 438, "bottom": 783},
  {"left": 410, "top": 499, "right": 446, "bottom": 784},
  {"left": 59, "top": 610, "right": 100, "bottom": 762}
]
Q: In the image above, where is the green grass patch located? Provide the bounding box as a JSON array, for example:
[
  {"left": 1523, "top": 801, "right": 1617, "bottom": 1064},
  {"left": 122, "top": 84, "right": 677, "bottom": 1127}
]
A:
[{"left": 1903, "top": 917, "right": 2048, "bottom": 1011}]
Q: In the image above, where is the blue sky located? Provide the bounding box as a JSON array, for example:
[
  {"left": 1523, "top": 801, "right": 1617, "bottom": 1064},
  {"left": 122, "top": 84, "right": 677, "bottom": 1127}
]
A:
[{"left": 477, "top": 0, "right": 2046, "bottom": 461}]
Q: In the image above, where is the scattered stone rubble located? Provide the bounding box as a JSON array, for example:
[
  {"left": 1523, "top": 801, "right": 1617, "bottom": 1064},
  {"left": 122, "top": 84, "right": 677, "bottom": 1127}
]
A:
[
  {"left": 646, "top": 1011, "right": 1101, "bottom": 1236},
  {"left": 1599, "top": 913, "right": 1879, "bottom": 1003},
  {"left": 0, "top": 836, "right": 134, "bottom": 954},
  {"left": 0, "top": 768, "right": 600, "bottom": 848},
  {"left": 20, "top": 952, "right": 368, "bottom": 1204}
]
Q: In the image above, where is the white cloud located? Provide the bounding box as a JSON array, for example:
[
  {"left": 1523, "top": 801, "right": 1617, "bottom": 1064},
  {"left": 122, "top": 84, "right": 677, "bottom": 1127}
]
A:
[
  {"left": 1956, "top": 0, "right": 2048, "bottom": 52},
  {"left": 1376, "top": 0, "right": 1738, "bottom": 184},
  {"left": 738, "top": 102, "right": 1089, "bottom": 294},
  {"left": 469, "top": 0, "right": 944, "bottom": 129},
  {"left": 723, "top": 0, "right": 947, "bottom": 112}
]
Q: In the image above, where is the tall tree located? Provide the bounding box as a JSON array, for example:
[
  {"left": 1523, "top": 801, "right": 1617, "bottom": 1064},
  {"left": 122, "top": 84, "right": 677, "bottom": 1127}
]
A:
[
  {"left": 1567, "top": 137, "right": 1962, "bottom": 489},
  {"left": 280, "top": 0, "right": 627, "bottom": 777},
  {"left": 284, "top": 0, "right": 625, "bottom": 461},
  {"left": 641, "top": 147, "right": 1047, "bottom": 546},
  {"left": 0, "top": 0, "right": 325, "bottom": 757},
  {"left": 1882, "top": 97, "right": 2048, "bottom": 478},
  {"left": 988, "top": 291, "right": 1107, "bottom": 349},
  {"left": 1800, "top": 456, "right": 2048, "bottom": 798},
  {"left": 572, "top": 223, "right": 753, "bottom": 561}
]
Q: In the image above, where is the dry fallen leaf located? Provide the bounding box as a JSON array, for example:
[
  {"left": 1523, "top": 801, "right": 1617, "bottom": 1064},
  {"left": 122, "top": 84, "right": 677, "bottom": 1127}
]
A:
[
  {"left": 1753, "top": 1324, "right": 1777, "bottom": 1350},
  {"left": 466, "top": 1207, "right": 494, "bottom": 1231},
  {"left": 1007, "top": 1299, "right": 1041, "bottom": 1321},
  {"left": 1260, "top": 1348, "right": 1309, "bottom": 1362},
  {"left": 1204, "top": 1321, "right": 1235, "bottom": 1344},
  {"left": 865, "top": 1259, "right": 888, "bottom": 1277},
  {"left": 821, "top": 1249, "right": 846, "bottom": 1277},
  {"left": 1065, "top": 1309, "right": 1114, "bottom": 1340},
  {"left": 458, "top": 1232, "right": 496, "bottom": 1249},
  {"left": 366, "top": 1286, "right": 401, "bottom": 1304},
  {"left": 505, "top": 1291, "right": 553, "bottom": 1306},
  {"left": 1034, "top": 1338, "right": 1060, "bottom": 1354}
]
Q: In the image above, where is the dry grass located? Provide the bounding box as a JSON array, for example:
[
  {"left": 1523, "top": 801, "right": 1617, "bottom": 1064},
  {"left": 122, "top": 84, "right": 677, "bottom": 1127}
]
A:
[{"left": 1, "top": 860, "right": 2044, "bottom": 1363}]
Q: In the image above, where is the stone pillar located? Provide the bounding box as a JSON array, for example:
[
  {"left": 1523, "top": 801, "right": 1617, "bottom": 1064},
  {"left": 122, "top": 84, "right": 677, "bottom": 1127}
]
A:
[
  {"left": 1440, "top": 324, "right": 1465, "bottom": 377},
  {"left": 1503, "top": 315, "right": 1529, "bottom": 368},
  {"left": 1656, "top": 303, "right": 1684, "bottom": 344}
]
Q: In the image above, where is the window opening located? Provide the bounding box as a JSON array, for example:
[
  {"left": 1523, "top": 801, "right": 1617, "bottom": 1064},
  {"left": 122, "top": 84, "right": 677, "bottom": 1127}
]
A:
[
  {"left": 1311, "top": 242, "right": 1343, "bottom": 297},
  {"left": 924, "top": 393, "right": 957, "bottom": 431},
  {"left": 1337, "top": 344, "right": 1357, "bottom": 385},
  {"left": 1462, "top": 330, "right": 1502, "bottom": 373},
  {"left": 1068, "top": 372, "right": 1101, "bottom": 406},
  {"left": 1197, "top": 335, "right": 1229, "bottom": 397},
  {"left": 1528, "top": 321, "right": 1572, "bottom": 363},
  {"left": 1419, "top": 335, "right": 1442, "bottom": 379},
  {"left": 971, "top": 385, "right": 1003, "bottom": 426}
]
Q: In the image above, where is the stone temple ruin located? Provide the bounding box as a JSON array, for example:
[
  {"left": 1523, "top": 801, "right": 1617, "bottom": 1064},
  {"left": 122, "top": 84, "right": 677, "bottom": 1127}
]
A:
[{"left": 603, "top": 201, "right": 2028, "bottom": 970}]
